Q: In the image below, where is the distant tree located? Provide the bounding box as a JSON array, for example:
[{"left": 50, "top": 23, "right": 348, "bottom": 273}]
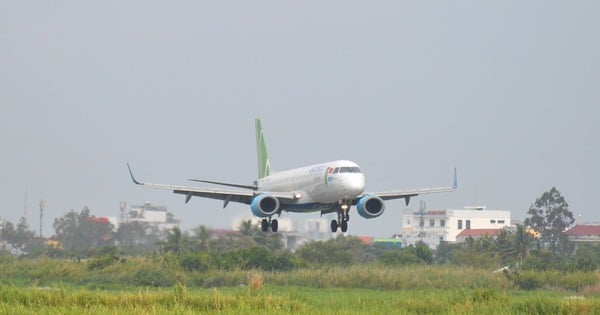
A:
[
  {"left": 502, "top": 225, "right": 535, "bottom": 264},
  {"left": 450, "top": 236, "right": 501, "bottom": 267},
  {"left": 0, "top": 220, "right": 16, "bottom": 243},
  {"left": 434, "top": 240, "right": 454, "bottom": 265},
  {"left": 414, "top": 241, "right": 433, "bottom": 264},
  {"left": 572, "top": 244, "right": 599, "bottom": 272},
  {"left": 0, "top": 217, "right": 43, "bottom": 255},
  {"left": 236, "top": 220, "right": 284, "bottom": 252},
  {"left": 160, "top": 227, "right": 192, "bottom": 255},
  {"left": 166, "top": 212, "right": 179, "bottom": 224},
  {"left": 297, "top": 238, "right": 352, "bottom": 265},
  {"left": 381, "top": 241, "right": 432, "bottom": 266},
  {"left": 297, "top": 236, "right": 374, "bottom": 265},
  {"left": 524, "top": 187, "right": 575, "bottom": 254},
  {"left": 116, "top": 222, "right": 162, "bottom": 253},
  {"left": 191, "top": 225, "right": 214, "bottom": 252},
  {"left": 238, "top": 220, "right": 255, "bottom": 237},
  {"left": 53, "top": 207, "right": 115, "bottom": 252},
  {"left": 15, "top": 217, "right": 35, "bottom": 246}
]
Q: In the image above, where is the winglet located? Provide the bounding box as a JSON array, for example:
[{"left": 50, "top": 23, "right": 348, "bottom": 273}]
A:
[
  {"left": 127, "top": 163, "right": 143, "bottom": 185},
  {"left": 453, "top": 167, "right": 458, "bottom": 189}
]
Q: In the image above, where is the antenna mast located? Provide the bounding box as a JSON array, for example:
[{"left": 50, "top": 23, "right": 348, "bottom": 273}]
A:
[
  {"left": 418, "top": 200, "right": 426, "bottom": 239},
  {"left": 120, "top": 201, "right": 127, "bottom": 221},
  {"left": 39, "top": 199, "right": 45, "bottom": 238},
  {"left": 24, "top": 190, "right": 28, "bottom": 219}
]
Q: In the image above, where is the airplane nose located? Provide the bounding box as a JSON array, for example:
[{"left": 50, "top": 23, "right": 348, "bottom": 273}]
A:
[{"left": 343, "top": 175, "right": 365, "bottom": 196}]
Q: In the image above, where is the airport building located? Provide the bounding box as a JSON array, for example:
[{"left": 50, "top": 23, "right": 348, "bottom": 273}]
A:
[{"left": 400, "top": 206, "right": 511, "bottom": 248}]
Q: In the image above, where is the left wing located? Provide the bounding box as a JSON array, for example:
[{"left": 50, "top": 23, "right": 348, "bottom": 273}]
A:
[
  {"left": 355, "top": 168, "right": 457, "bottom": 206},
  {"left": 127, "top": 164, "right": 295, "bottom": 207}
]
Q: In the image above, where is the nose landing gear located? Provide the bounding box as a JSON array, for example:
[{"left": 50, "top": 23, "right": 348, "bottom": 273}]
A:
[{"left": 330, "top": 202, "right": 350, "bottom": 233}]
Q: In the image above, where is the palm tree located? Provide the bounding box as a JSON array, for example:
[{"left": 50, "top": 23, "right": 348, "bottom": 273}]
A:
[
  {"left": 192, "top": 225, "right": 213, "bottom": 251},
  {"left": 238, "top": 220, "right": 255, "bottom": 237},
  {"left": 160, "top": 227, "right": 191, "bottom": 254},
  {"left": 503, "top": 225, "right": 534, "bottom": 263},
  {"left": 236, "top": 219, "right": 284, "bottom": 252}
]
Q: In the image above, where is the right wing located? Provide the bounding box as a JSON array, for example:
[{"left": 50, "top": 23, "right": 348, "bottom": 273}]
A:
[
  {"left": 355, "top": 168, "right": 457, "bottom": 206},
  {"left": 127, "top": 164, "right": 294, "bottom": 208}
]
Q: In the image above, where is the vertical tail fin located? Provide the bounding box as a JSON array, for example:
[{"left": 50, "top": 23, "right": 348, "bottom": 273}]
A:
[{"left": 255, "top": 118, "right": 271, "bottom": 178}]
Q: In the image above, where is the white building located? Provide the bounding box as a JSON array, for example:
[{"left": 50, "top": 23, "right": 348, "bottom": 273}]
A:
[
  {"left": 401, "top": 206, "right": 511, "bottom": 248},
  {"left": 305, "top": 218, "right": 333, "bottom": 241},
  {"left": 122, "top": 202, "right": 179, "bottom": 231}
]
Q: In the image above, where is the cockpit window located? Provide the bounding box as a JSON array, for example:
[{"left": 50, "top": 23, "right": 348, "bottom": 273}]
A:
[
  {"left": 338, "top": 167, "right": 361, "bottom": 173},
  {"left": 334, "top": 167, "right": 340, "bottom": 174}
]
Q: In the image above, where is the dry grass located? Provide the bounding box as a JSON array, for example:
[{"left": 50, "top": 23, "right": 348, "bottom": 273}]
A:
[{"left": 248, "top": 273, "right": 264, "bottom": 291}]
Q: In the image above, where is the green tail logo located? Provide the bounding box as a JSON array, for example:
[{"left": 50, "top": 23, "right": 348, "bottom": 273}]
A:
[{"left": 255, "top": 119, "right": 271, "bottom": 179}]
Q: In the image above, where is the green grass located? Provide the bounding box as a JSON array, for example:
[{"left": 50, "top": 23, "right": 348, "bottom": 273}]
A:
[
  {"left": 3, "top": 257, "right": 598, "bottom": 292},
  {"left": 3, "top": 257, "right": 600, "bottom": 313},
  {"left": 1, "top": 285, "right": 600, "bottom": 314}
]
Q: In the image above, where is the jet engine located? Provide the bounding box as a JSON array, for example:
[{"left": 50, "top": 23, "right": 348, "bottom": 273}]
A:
[
  {"left": 250, "top": 194, "right": 280, "bottom": 217},
  {"left": 356, "top": 195, "right": 385, "bottom": 219}
]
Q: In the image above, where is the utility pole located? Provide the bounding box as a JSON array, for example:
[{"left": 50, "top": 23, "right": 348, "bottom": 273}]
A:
[
  {"left": 39, "top": 199, "right": 45, "bottom": 238},
  {"left": 24, "top": 190, "right": 28, "bottom": 219},
  {"left": 120, "top": 201, "right": 127, "bottom": 221}
]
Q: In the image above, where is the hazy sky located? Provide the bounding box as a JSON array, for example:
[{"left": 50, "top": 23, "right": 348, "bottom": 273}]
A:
[{"left": 1, "top": 2, "right": 598, "bottom": 237}]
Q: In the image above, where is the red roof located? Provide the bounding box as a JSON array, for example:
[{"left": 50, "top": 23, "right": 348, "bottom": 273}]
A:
[
  {"left": 88, "top": 216, "right": 110, "bottom": 223},
  {"left": 358, "top": 236, "right": 374, "bottom": 245},
  {"left": 457, "top": 228, "right": 503, "bottom": 238},
  {"left": 565, "top": 225, "right": 600, "bottom": 236},
  {"left": 212, "top": 229, "right": 240, "bottom": 238}
]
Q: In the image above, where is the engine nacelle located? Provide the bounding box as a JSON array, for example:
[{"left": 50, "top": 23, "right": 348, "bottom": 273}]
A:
[
  {"left": 250, "top": 194, "right": 280, "bottom": 217},
  {"left": 356, "top": 195, "right": 385, "bottom": 219}
]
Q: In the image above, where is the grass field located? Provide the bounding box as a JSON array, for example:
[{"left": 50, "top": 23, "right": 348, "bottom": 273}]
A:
[
  {"left": 2, "top": 284, "right": 600, "bottom": 314},
  {"left": 2, "top": 257, "right": 600, "bottom": 314}
]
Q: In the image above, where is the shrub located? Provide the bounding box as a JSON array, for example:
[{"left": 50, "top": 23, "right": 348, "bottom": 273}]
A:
[
  {"left": 180, "top": 253, "right": 213, "bottom": 272},
  {"left": 213, "top": 247, "right": 300, "bottom": 271},
  {"left": 127, "top": 268, "right": 175, "bottom": 287},
  {"left": 380, "top": 250, "right": 422, "bottom": 266},
  {"left": 514, "top": 273, "right": 542, "bottom": 290},
  {"left": 87, "top": 254, "right": 121, "bottom": 270}
]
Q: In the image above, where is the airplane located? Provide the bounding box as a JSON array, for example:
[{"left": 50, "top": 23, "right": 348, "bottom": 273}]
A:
[{"left": 127, "top": 119, "right": 457, "bottom": 233}]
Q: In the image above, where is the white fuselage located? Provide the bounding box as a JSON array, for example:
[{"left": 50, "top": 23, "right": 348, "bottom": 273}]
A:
[{"left": 257, "top": 160, "right": 365, "bottom": 213}]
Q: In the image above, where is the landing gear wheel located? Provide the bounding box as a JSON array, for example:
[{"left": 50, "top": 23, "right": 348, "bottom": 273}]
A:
[
  {"left": 261, "top": 219, "right": 269, "bottom": 232},
  {"left": 330, "top": 220, "right": 338, "bottom": 233},
  {"left": 271, "top": 219, "right": 278, "bottom": 232},
  {"left": 341, "top": 220, "right": 348, "bottom": 233}
]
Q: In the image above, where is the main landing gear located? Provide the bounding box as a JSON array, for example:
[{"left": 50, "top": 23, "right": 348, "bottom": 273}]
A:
[
  {"left": 261, "top": 217, "right": 278, "bottom": 232},
  {"left": 331, "top": 203, "right": 350, "bottom": 233}
]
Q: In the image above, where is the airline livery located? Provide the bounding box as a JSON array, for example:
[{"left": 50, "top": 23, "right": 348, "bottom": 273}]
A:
[{"left": 128, "top": 119, "right": 457, "bottom": 233}]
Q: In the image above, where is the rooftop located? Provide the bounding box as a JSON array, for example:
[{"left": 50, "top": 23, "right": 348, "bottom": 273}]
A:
[{"left": 565, "top": 225, "right": 600, "bottom": 236}]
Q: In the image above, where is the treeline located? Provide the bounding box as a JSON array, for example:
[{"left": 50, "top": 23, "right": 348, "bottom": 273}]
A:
[
  {"left": 2, "top": 211, "right": 600, "bottom": 275},
  {"left": 1, "top": 187, "right": 596, "bottom": 274}
]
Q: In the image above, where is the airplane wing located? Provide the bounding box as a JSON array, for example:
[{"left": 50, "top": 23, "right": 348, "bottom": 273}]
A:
[
  {"left": 356, "top": 168, "right": 458, "bottom": 206},
  {"left": 127, "top": 164, "right": 295, "bottom": 207}
]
